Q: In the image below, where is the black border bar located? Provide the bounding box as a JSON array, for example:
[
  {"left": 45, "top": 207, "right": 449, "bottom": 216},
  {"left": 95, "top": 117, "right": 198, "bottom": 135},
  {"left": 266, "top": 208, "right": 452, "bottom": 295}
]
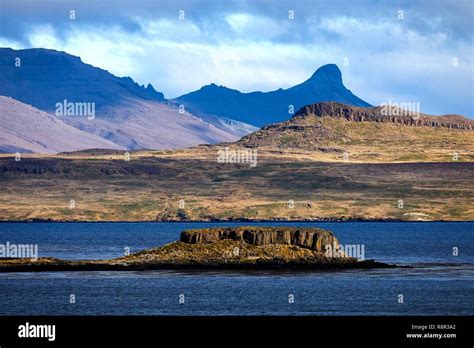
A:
[{"left": 0, "top": 316, "right": 472, "bottom": 346}]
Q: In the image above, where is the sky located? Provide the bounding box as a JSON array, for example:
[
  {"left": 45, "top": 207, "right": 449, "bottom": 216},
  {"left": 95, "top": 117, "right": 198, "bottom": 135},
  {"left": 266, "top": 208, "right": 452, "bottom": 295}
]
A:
[{"left": 0, "top": 0, "right": 473, "bottom": 116}]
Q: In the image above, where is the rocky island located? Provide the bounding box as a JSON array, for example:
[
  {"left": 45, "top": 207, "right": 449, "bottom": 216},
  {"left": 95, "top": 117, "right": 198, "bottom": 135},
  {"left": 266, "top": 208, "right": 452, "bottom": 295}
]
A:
[{"left": 0, "top": 227, "right": 395, "bottom": 272}]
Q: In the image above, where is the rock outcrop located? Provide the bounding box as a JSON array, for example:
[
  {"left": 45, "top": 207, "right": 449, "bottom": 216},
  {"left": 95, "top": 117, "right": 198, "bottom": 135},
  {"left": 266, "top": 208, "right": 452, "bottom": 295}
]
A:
[
  {"left": 0, "top": 226, "right": 396, "bottom": 271},
  {"left": 238, "top": 101, "right": 473, "bottom": 150},
  {"left": 295, "top": 102, "right": 473, "bottom": 130},
  {"left": 180, "top": 226, "right": 338, "bottom": 252}
]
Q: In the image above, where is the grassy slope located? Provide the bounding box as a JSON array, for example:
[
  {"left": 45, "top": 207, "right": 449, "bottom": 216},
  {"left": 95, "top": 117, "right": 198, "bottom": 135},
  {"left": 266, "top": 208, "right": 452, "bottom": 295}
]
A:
[
  {"left": 1, "top": 116, "right": 472, "bottom": 222},
  {"left": 0, "top": 153, "right": 472, "bottom": 221},
  {"left": 239, "top": 116, "right": 474, "bottom": 162}
]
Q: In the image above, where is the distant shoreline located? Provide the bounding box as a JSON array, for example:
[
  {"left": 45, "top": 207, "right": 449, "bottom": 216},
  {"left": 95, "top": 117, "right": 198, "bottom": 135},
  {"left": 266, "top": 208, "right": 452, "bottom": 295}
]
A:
[{"left": 0, "top": 219, "right": 472, "bottom": 223}]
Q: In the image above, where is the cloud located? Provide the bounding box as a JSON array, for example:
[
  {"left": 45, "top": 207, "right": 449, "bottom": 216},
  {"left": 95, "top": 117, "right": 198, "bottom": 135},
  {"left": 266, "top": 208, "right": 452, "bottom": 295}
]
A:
[
  {"left": 28, "top": 24, "right": 61, "bottom": 48},
  {"left": 225, "top": 13, "right": 286, "bottom": 40},
  {"left": 0, "top": 0, "right": 472, "bottom": 116}
]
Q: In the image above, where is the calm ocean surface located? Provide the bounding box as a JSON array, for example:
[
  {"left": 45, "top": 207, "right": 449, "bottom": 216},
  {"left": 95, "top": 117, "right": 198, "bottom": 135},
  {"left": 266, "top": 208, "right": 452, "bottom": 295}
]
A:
[{"left": 0, "top": 222, "right": 472, "bottom": 315}]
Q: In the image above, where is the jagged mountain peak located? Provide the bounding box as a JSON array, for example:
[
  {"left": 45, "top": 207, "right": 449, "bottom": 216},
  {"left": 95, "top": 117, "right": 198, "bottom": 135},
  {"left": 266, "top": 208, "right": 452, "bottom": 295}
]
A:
[
  {"left": 307, "top": 64, "right": 343, "bottom": 85},
  {"left": 176, "top": 64, "right": 371, "bottom": 126}
]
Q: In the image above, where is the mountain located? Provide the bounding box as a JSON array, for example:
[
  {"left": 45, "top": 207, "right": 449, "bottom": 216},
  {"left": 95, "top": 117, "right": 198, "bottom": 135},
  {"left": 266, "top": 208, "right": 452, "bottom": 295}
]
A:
[
  {"left": 0, "top": 48, "right": 251, "bottom": 151},
  {"left": 175, "top": 64, "right": 371, "bottom": 127},
  {"left": 0, "top": 96, "right": 123, "bottom": 153},
  {"left": 237, "top": 101, "right": 473, "bottom": 150},
  {"left": 0, "top": 48, "right": 166, "bottom": 111},
  {"left": 59, "top": 97, "right": 241, "bottom": 150}
]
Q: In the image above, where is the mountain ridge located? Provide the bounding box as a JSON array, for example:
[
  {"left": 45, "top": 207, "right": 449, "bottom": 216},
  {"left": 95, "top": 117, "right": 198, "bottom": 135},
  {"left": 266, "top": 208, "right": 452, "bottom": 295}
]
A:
[
  {"left": 0, "top": 48, "right": 253, "bottom": 152},
  {"left": 175, "top": 64, "right": 372, "bottom": 127},
  {"left": 0, "top": 47, "right": 166, "bottom": 112}
]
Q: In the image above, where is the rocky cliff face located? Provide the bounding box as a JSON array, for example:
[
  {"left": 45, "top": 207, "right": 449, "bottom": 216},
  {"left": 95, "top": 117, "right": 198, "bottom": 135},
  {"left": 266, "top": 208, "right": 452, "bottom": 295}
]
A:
[
  {"left": 237, "top": 101, "right": 473, "bottom": 150},
  {"left": 295, "top": 102, "right": 473, "bottom": 130},
  {"left": 180, "top": 226, "right": 338, "bottom": 252}
]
